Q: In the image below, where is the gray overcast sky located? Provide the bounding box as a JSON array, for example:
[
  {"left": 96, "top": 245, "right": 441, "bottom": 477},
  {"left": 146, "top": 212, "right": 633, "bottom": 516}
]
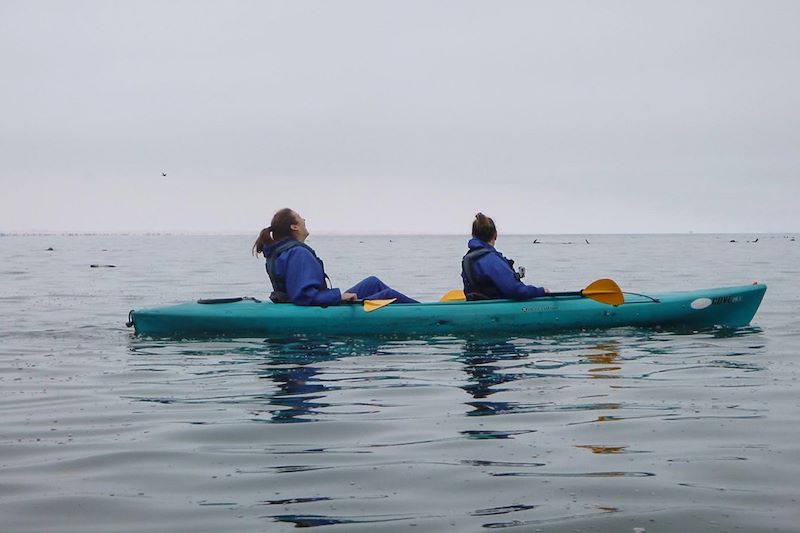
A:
[{"left": 1, "top": 1, "right": 798, "bottom": 234}]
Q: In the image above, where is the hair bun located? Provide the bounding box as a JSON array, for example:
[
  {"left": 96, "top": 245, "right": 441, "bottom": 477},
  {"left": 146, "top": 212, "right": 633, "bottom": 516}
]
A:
[{"left": 471, "top": 212, "right": 497, "bottom": 242}]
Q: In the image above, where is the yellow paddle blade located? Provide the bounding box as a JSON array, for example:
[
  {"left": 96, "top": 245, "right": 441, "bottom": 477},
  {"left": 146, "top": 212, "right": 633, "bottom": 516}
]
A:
[
  {"left": 439, "top": 289, "right": 466, "bottom": 302},
  {"left": 581, "top": 278, "right": 624, "bottom": 306},
  {"left": 363, "top": 298, "right": 397, "bottom": 312}
]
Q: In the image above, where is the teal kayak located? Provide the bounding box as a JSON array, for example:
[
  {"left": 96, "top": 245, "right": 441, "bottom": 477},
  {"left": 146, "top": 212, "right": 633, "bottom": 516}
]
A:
[{"left": 128, "top": 283, "right": 766, "bottom": 338}]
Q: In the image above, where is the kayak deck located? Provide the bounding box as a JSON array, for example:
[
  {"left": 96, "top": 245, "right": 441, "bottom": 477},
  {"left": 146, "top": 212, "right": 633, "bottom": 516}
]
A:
[{"left": 129, "top": 283, "right": 767, "bottom": 338}]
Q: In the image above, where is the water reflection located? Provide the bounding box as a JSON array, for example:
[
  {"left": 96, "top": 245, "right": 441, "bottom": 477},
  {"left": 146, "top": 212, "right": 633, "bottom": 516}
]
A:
[
  {"left": 127, "top": 330, "right": 767, "bottom": 428},
  {"left": 255, "top": 338, "right": 386, "bottom": 423},
  {"left": 584, "top": 341, "right": 622, "bottom": 378},
  {"left": 271, "top": 513, "right": 419, "bottom": 528},
  {"left": 459, "top": 338, "right": 528, "bottom": 400},
  {"left": 259, "top": 362, "right": 326, "bottom": 423},
  {"left": 575, "top": 445, "right": 628, "bottom": 454},
  {"left": 121, "top": 327, "right": 776, "bottom": 531},
  {"left": 457, "top": 337, "right": 629, "bottom": 418}
]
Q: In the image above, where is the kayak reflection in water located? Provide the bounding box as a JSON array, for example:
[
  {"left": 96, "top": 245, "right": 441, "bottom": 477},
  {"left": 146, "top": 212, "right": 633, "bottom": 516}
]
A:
[
  {"left": 252, "top": 208, "right": 418, "bottom": 306},
  {"left": 461, "top": 212, "right": 549, "bottom": 301}
]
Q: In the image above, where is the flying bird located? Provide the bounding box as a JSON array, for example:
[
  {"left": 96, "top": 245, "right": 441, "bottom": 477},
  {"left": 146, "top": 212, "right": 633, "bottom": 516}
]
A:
[{"left": 161, "top": 172, "right": 167, "bottom": 177}]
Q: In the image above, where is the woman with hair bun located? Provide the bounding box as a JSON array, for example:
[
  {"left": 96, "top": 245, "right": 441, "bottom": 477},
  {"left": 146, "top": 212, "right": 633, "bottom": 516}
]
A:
[
  {"left": 461, "top": 213, "right": 548, "bottom": 301},
  {"left": 253, "top": 208, "right": 417, "bottom": 306}
]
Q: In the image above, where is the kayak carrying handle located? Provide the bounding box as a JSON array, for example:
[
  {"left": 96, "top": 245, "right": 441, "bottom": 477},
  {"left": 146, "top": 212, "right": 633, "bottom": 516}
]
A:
[
  {"left": 197, "top": 297, "right": 262, "bottom": 304},
  {"left": 125, "top": 309, "right": 134, "bottom": 328}
]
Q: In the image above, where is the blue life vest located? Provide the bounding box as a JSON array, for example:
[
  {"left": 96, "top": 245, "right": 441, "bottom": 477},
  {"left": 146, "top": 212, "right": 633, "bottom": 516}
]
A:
[{"left": 265, "top": 239, "right": 329, "bottom": 303}]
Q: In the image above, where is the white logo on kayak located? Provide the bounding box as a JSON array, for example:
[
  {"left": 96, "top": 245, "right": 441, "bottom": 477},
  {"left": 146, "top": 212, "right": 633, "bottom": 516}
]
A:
[
  {"left": 691, "top": 298, "right": 712, "bottom": 310},
  {"left": 521, "top": 306, "right": 557, "bottom": 313}
]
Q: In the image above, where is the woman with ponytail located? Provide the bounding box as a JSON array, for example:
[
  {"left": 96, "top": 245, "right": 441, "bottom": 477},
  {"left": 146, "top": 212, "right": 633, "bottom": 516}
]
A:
[
  {"left": 461, "top": 213, "right": 548, "bottom": 301},
  {"left": 253, "top": 209, "right": 417, "bottom": 306}
]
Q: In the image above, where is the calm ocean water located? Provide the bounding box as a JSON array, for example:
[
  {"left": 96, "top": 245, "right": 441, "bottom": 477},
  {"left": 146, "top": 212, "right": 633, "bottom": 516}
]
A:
[{"left": 1, "top": 233, "right": 798, "bottom": 532}]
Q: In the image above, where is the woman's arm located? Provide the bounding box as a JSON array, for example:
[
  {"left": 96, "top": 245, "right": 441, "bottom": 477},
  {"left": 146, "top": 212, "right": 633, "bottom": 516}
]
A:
[
  {"left": 479, "top": 254, "right": 546, "bottom": 300},
  {"left": 282, "top": 248, "right": 343, "bottom": 306}
]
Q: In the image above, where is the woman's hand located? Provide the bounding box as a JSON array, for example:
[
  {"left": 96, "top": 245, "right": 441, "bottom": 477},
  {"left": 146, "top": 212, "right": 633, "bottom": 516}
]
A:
[{"left": 341, "top": 292, "right": 358, "bottom": 302}]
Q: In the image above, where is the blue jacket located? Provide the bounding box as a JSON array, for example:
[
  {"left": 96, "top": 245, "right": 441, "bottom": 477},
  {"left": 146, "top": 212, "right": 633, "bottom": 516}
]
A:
[
  {"left": 263, "top": 239, "right": 342, "bottom": 306},
  {"left": 461, "top": 238, "right": 546, "bottom": 300}
]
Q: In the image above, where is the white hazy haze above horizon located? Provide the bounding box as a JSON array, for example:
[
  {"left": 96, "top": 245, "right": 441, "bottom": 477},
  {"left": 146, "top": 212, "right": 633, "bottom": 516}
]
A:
[{"left": 1, "top": 1, "right": 798, "bottom": 234}]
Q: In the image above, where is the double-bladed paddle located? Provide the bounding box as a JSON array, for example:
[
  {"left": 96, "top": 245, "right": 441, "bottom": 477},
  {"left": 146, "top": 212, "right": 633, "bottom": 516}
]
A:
[
  {"left": 439, "top": 278, "right": 624, "bottom": 306},
  {"left": 548, "top": 278, "right": 624, "bottom": 306}
]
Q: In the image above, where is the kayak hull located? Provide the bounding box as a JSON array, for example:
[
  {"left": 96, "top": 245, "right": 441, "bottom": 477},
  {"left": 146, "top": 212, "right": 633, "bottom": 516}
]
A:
[{"left": 129, "top": 283, "right": 766, "bottom": 338}]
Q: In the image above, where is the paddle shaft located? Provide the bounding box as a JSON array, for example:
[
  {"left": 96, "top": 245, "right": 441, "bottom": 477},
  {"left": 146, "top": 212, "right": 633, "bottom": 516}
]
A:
[
  {"left": 439, "top": 279, "right": 623, "bottom": 306},
  {"left": 546, "top": 291, "right": 582, "bottom": 297}
]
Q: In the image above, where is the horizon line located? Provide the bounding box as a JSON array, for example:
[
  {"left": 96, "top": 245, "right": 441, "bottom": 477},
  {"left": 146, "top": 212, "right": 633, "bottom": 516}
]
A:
[{"left": 2, "top": 230, "right": 795, "bottom": 237}]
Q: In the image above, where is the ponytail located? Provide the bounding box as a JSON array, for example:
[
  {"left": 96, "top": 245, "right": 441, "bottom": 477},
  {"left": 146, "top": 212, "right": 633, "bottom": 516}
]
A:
[
  {"left": 252, "top": 227, "right": 273, "bottom": 256},
  {"left": 252, "top": 208, "right": 298, "bottom": 256},
  {"left": 472, "top": 212, "right": 497, "bottom": 243}
]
